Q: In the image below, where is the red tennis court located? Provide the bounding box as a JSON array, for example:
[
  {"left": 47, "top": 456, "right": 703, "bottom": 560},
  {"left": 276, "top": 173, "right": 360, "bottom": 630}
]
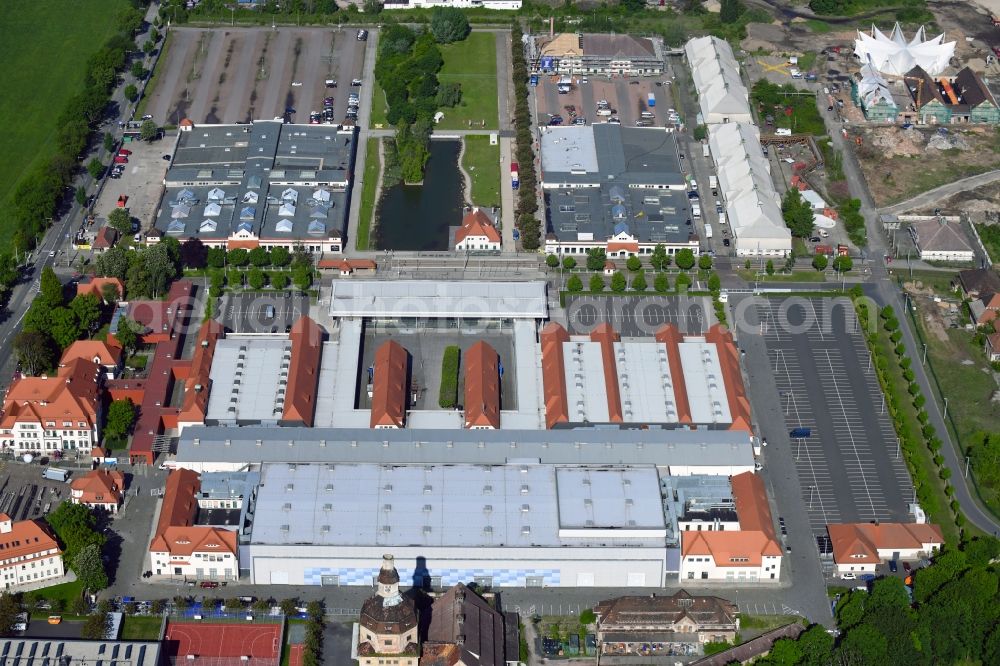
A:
[{"left": 164, "top": 622, "right": 281, "bottom": 663}]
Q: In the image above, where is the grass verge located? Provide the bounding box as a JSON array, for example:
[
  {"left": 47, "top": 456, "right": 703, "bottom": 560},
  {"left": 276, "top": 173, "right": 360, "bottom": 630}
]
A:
[
  {"left": 0, "top": 0, "right": 130, "bottom": 240},
  {"left": 369, "top": 78, "right": 389, "bottom": 129},
  {"left": 436, "top": 32, "right": 498, "bottom": 130},
  {"left": 35, "top": 578, "right": 85, "bottom": 604},
  {"left": 976, "top": 223, "right": 1000, "bottom": 263},
  {"left": 121, "top": 615, "right": 163, "bottom": 640},
  {"left": 462, "top": 135, "right": 500, "bottom": 209},
  {"left": 740, "top": 614, "right": 804, "bottom": 631},
  {"left": 736, "top": 269, "right": 829, "bottom": 283},
  {"left": 805, "top": 19, "right": 833, "bottom": 33},
  {"left": 439, "top": 345, "right": 460, "bottom": 409},
  {"left": 136, "top": 31, "right": 173, "bottom": 118},
  {"left": 356, "top": 137, "right": 380, "bottom": 251}
]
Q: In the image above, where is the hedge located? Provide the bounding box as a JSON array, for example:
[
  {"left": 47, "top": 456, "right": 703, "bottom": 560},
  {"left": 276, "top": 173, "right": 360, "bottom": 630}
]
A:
[{"left": 439, "top": 345, "right": 461, "bottom": 409}]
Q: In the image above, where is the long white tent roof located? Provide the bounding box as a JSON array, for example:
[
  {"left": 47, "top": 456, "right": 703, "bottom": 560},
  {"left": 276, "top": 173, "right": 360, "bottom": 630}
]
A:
[
  {"left": 854, "top": 23, "right": 955, "bottom": 77},
  {"left": 684, "top": 36, "right": 753, "bottom": 124}
]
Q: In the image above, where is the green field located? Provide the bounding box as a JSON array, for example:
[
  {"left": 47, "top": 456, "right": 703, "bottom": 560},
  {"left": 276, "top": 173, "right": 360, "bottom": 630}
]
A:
[
  {"left": 462, "top": 136, "right": 500, "bottom": 209},
  {"left": 121, "top": 615, "right": 164, "bottom": 640},
  {"left": 436, "top": 32, "right": 498, "bottom": 130},
  {"left": 356, "top": 137, "right": 381, "bottom": 251},
  {"left": 0, "top": 0, "right": 130, "bottom": 239}
]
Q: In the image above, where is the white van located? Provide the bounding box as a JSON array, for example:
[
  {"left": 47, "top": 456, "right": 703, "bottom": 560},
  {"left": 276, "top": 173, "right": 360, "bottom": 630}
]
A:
[
  {"left": 640, "top": 111, "right": 655, "bottom": 119},
  {"left": 692, "top": 203, "right": 702, "bottom": 218},
  {"left": 776, "top": 128, "right": 792, "bottom": 136}
]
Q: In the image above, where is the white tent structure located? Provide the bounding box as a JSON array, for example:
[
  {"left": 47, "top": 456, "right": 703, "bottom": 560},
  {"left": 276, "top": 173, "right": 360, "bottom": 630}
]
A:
[
  {"left": 854, "top": 24, "right": 955, "bottom": 77},
  {"left": 684, "top": 36, "right": 752, "bottom": 124},
  {"left": 856, "top": 60, "right": 897, "bottom": 109}
]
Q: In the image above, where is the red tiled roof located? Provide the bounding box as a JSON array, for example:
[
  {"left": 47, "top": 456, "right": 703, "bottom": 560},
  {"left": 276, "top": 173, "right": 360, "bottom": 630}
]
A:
[
  {"left": 154, "top": 469, "right": 200, "bottom": 537},
  {"left": 654, "top": 325, "right": 692, "bottom": 423},
  {"left": 706, "top": 325, "right": 751, "bottom": 431},
  {"left": 283, "top": 317, "right": 324, "bottom": 426},
  {"left": 540, "top": 323, "right": 570, "bottom": 428},
  {"left": 455, "top": 208, "right": 501, "bottom": 244},
  {"left": 464, "top": 341, "right": 501, "bottom": 429},
  {"left": 70, "top": 469, "right": 125, "bottom": 507},
  {"left": 178, "top": 320, "right": 225, "bottom": 425},
  {"left": 227, "top": 239, "right": 260, "bottom": 250},
  {"left": 77, "top": 277, "right": 124, "bottom": 302},
  {"left": 731, "top": 472, "right": 777, "bottom": 542},
  {"left": 370, "top": 340, "right": 409, "bottom": 428},
  {"left": 607, "top": 241, "right": 639, "bottom": 253},
  {"left": 0, "top": 517, "right": 61, "bottom": 566},
  {"left": 1, "top": 359, "right": 102, "bottom": 431},
  {"left": 60, "top": 341, "right": 122, "bottom": 369},
  {"left": 827, "top": 522, "right": 945, "bottom": 566},
  {"left": 150, "top": 525, "right": 237, "bottom": 557},
  {"left": 590, "top": 323, "right": 623, "bottom": 423},
  {"left": 93, "top": 226, "right": 119, "bottom": 250}
]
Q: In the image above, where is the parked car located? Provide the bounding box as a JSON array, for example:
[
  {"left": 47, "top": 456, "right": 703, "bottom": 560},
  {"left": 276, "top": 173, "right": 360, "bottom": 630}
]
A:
[
  {"left": 903, "top": 562, "right": 912, "bottom": 573},
  {"left": 572, "top": 117, "right": 586, "bottom": 125},
  {"left": 723, "top": 238, "right": 730, "bottom": 247},
  {"left": 162, "top": 154, "right": 171, "bottom": 161},
  {"left": 888, "top": 560, "right": 898, "bottom": 573},
  {"left": 141, "top": 114, "right": 153, "bottom": 120},
  {"left": 118, "top": 149, "right": 132, "bottom": 156},
  {"left": 809, "top": 236, "right": 821, "bottom": 242},
  {"left": 357, "top": 29, "right": 368, "bottom": 41},
  {"left": 351, "top": 78, "right": 363, "bottom": 87},
  {"left": 200, "top": 581, "right": 220, "bottom": 588},
  {"left": 841, "top": 572, "right": 856, "bottom": 580},
  {"left": 113, "top": 155, "right": 128, "bottom": 164},
  {"left": 326, "top": 79, "right": 337, "bottom": 88}
]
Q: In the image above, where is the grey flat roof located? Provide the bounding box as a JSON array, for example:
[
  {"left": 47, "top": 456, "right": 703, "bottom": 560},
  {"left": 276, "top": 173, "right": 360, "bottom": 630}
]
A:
[
  {"left": 156, "top": 121, "right": 354, "bottom": 242},
  {"left": 176, "top": 425, "right": 755, "bottom": 468},
  {"left": 328, "top": 280, "right": 548, "bottom": 319},
  {"left": 0, "top": 640, "right": 162, "bottom": 666},
  {"left": 249, "top": 462, "right": 666, "bottom": 548},
  {"left": 545, "top": 186, "right": 694, "bottom": 245},
  {"left": 540, "top": 125, "right": 685, "bottom": 187},
  {"left": 206, "top": 338, "right": 291, "bottom": 424}
]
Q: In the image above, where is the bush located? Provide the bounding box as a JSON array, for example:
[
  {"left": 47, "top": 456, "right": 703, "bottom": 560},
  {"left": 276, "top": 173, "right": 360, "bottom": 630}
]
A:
[
  {"left": 654, "top": 273, "right": 670, "bottom": 293},
  {"left": 439, "top": 346, "right": 460, "bottom": 409},
  {"left": 271, "top": 273, "right": 289, "bottom": 290},
  {"left": 562, "top": 256, "right": 576, "bottom": 270},
  {"left": 566, "top": 275, "right": 583, "bottom": 292},
  {"left": 610, "top": 272, "right": 627, "bottom": 293},
  {"left": 698, "top": 254, "right": 713, "bottom": 270},
  {"left": 546, "top": 254, "right": 560, "bottom": 268},
  {"left": 589, "top": 274, "right": 605, "bottom": 292},
  {"left": 631, "top": 272, "right": 647, "bottom": 292},
  {"left": 626, "top": 256, "right": 642, "bottom": 272},
  {"left": 812, "top": 253, "right": 828, "bottom": 271}
]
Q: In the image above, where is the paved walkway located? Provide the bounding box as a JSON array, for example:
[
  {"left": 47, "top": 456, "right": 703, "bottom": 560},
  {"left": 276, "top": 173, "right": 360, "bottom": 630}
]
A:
[
  {"left": 879, "top": 169, "right": 1000, "bottom": 215},
  {"left": 344, "top": 27, "right": 378, "bottom": 257}
]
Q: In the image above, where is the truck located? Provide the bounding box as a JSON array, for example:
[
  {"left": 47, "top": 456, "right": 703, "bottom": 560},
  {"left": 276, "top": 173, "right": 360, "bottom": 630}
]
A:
[
  {"left": 647, "top": 92, "right": 656, "bottom": 108},
  {"left": 42, "top": 468, "right": 69, "bottom": 482},
  {"left": 708, "top": 175, "right": 718, "bottom": 193},
  {"left": 557, "top": 75, "right": 572, "bottom": 94},
  {"left": 510, "top": 162, "right": 520, "bottom": 190},
  {"left": 704, "top": 223, "right": 713, "bottom": 239},
  {"left": 702, "top": 143, "right": 710, "bottom": 158}
]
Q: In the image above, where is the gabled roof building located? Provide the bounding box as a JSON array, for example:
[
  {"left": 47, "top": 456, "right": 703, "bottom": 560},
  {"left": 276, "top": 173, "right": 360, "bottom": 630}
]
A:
[
  {"left": 0, "top": 513, "right": 65, "bottom": 591},
  {"left": 455, "top": 208, "right": 501, "bottom": 252},
  {"left": 532, "top": 33, "right": 663, "bottom": 76},
  {"left": 70, "top": 469, "right": 126, "bottom": 513},
  {"left": 827, "top": 522, "right": 944, "bottom": 574}
]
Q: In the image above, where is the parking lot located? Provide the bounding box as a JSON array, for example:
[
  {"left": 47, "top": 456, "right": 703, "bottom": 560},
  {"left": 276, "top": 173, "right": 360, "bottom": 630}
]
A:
[
  {"left": 533, "top": 74, "right": 676, "bottom": 128},
  {"left": 143, "top": 27, "right": 366, "bottom": 125},
  {"left": 0, "top": 461, "right": 72, "bottom": 522},
  {"left": 218, "top": 291, "right": 311, "bottom": 334},
  {"left": 753, "top": 297, "right": 913, "bottom": 536},
  {"left": 565, "top": 295, "right": 713, "bottom": 337},
  {"left": 93, "top": 132, "right": 172, "bottom": 241}
]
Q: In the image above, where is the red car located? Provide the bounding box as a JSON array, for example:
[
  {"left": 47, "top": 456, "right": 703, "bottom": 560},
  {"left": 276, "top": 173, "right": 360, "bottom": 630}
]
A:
[
  {"left": 113, "top": 155, "right": 128, "bottom": 164},
  {"left": 118, "top": 149, "right": 132, "bottom": 156},
  {"left": 199, "top": 581, "right": 219, "bottom": 588},
  {"left": 994, "top": 46, "right": 1000, "bottom": 58}
]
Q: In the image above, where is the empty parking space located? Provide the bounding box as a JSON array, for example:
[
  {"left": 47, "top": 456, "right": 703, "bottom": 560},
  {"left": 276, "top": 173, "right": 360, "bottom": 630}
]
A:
[
  {"left": 219, "top": 291, "right": 310, "bottom": 334},
  {"left": 144, "top": 27, "right": 366, "bottom": 125},
  {"left": 757, "top": 297, "right": 913, "bottom": 536},
  {"left": 565, "top": 295, "right": 712, "bottom": 337}
]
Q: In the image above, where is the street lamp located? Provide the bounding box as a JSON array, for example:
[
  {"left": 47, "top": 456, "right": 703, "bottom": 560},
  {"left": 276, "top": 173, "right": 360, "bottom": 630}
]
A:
[
  {"left": 922, "top": 343, "right": 927, "bottom": 366},
  {"left": 943, "top": 397, "right": 949, "bottom": 420},
  {"left": 965, "top": 456, "right": 970, "bottom": 479}
]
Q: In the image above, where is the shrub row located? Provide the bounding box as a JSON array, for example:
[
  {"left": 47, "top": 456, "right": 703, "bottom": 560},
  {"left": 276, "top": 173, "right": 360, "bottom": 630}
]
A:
[{"left": 439, "top": 345, "right": 461, "bottom": 408}]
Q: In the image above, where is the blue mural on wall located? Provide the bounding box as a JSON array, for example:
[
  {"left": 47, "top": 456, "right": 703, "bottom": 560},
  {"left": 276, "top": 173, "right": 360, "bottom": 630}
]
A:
[{"left": 303, "top": 564, "right": 561, "bottom": 587}]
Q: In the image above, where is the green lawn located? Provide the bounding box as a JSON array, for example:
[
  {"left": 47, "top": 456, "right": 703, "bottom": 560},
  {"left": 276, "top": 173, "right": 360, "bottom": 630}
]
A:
[
  {"left": 736, "top": 269, "right": 829, "bottom": 283},
  {"left": 356, "top": 137, "right": 380, "bottom": 251},
  {"left": 0, "top": 0, "right": 130, "bottom": 242},
  {"left": 136, "top": 31, "right": 173, "bottom": 118},
  {"left": 462, "top": 136, "right": 500, "bottom": 209},
  {"left": 436, "top": 32, "right": 498, "bottom": 130},
  {"left": 35, "top": 578, "right": 85, "bottom": 604},
  {"left": 121, "top": 615, "right": 164, "bottom": 640},
  {"left": 369, "top": 78, "right": 390, "bottom": 129}
]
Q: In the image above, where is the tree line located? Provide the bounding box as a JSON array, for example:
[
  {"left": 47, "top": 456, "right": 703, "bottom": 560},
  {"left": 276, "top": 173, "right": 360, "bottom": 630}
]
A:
[{"left": 510, "top": 24, "right": 541, "bottom": 251}]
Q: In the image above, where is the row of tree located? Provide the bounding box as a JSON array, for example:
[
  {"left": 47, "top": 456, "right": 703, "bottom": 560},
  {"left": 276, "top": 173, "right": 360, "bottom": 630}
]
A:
[
  {"left": 46, "top": 503, "right": 110, "bottom": 593},
  {"left": 94, "top": 239, "right": 182, "bottom": 300},
  {"left": 3, "top": 3, "right": 149, "bottom": 267},
  {"left": 510, "top": 25, "right": 541, "bottom": 250}
]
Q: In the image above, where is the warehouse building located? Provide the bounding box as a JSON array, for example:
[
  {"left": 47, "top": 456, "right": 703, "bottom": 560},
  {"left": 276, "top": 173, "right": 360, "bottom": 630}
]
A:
[
  {"left": 684, "top": 37, "right": 753, "bottom": 125},
  {"left": 244, "top": 462, "right": 671, "bottom": 588},
  {"left": 539, "top": 124, "right": 699, "bottom": 258},
  {"left": 151, "top": 120, "right": 356, "bottom": 254}
]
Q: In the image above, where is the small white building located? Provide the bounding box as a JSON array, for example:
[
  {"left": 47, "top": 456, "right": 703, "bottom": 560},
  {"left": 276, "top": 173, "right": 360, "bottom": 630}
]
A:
[
  {"left": 455, "top": 208, "right": 501, "bottom": 252},
  {"left": 908, "top": 218, "right": 975, "bottom": 262},
  {"left": 0, "top": 513, "right": 65, "bottom": 591}
]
